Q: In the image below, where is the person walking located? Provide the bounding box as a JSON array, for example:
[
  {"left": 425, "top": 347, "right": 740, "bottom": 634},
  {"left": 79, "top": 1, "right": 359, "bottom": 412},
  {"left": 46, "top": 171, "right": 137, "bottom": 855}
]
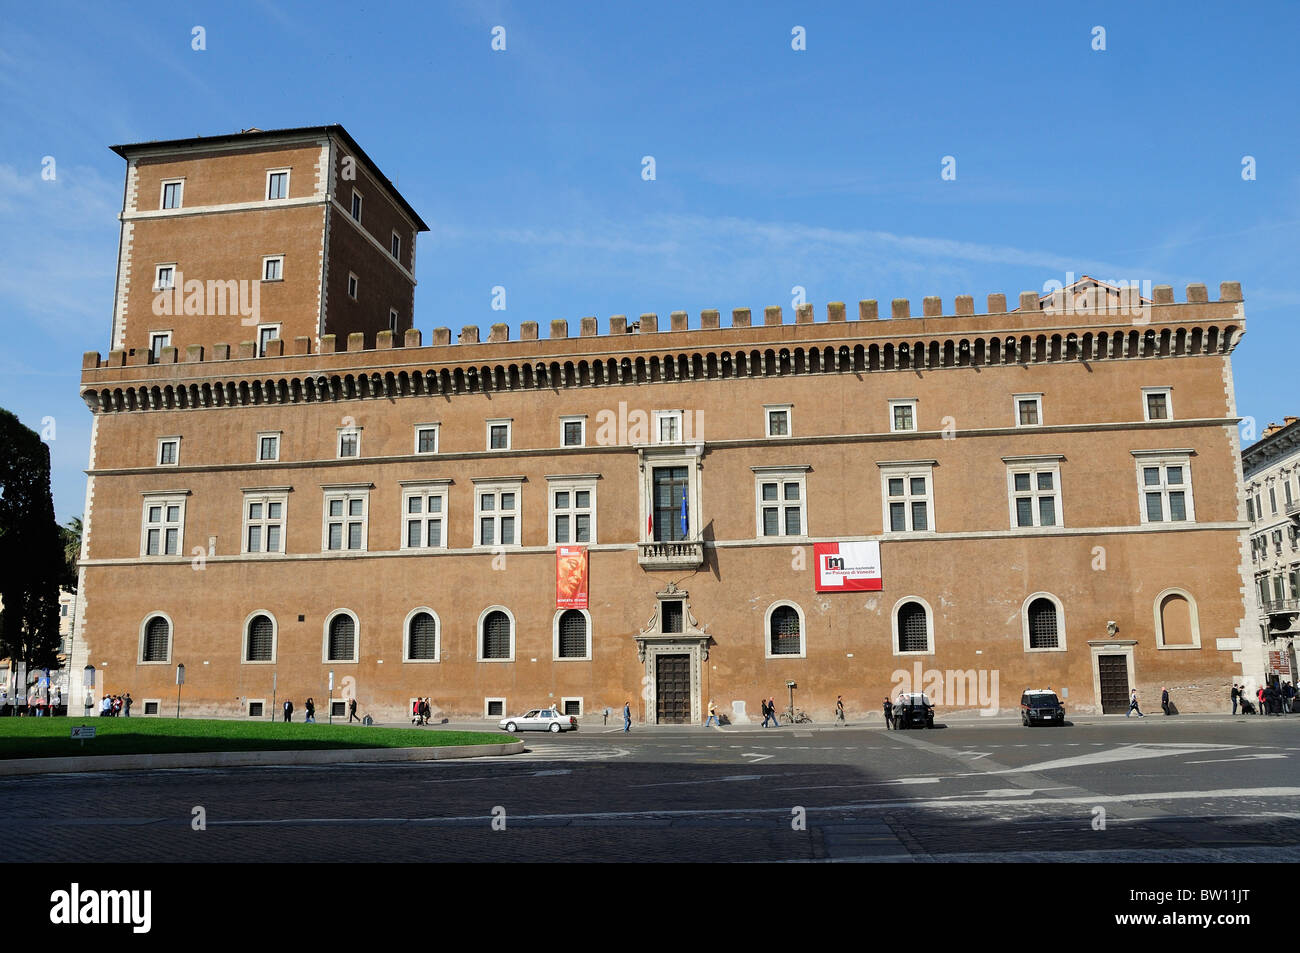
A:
[
  {"left": 123, "top": 693, "right": 132, "bottom": 717},
  {"left": 835, "top": 695, "right": 846, "bottom": 726},
  {"left": 704, "top": 700, "right": 719, "bottom": 727},
  {"left": 283, "top": 699, "right": 294, "bottom": 723},
  {"left": 304, "top": 697, "right": 315, "bottom": 723},
  {"left": 1231, "top": 684, "right": 1239, "bottom": 715},
  {"left": 769, "top": 696, "right": 781, "bottom": 727},
  {"left": 1127, "top": 689, "right": 1144, "bottom": 718},
  {"left": 1258, "top": 685, "right": 1266, "bottom": 716},
  {"left": 348, "top": 697, "right": 360, "bottom": 723},
  {"left": 882, "top": 696, "right": 894, "bottom": 730},
  {"left": 622, "top": 700, "right": 631, "bottom": 733},
  {"left": 1161, "top": 687, "right": 1170, "bottom": 716},
  {"left": 420, "top": 698, "right": 431, "bottom": 724},
  {"left": 412, "top": 698, "right": 422, "bottom": 725}
]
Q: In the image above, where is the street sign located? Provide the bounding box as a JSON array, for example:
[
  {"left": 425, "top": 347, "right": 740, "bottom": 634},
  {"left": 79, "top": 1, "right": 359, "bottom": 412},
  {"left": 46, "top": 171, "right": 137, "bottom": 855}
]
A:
[{"left": 70, "top": 726, "right": 96, "bottom": 739}]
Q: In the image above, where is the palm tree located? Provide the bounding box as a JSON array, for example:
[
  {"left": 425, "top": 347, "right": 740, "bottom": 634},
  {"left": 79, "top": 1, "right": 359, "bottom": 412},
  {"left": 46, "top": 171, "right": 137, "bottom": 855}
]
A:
[{"left": 61, "top": 516, "right": 82, "bottom": 591}]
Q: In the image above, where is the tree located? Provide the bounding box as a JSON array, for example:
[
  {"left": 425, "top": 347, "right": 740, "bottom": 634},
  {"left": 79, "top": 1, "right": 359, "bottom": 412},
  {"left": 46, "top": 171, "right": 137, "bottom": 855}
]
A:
[
  {"left": 0, "top": 409, "right": 63, "bottom": 683},
  {"left": 61, "top": 515, "right": 82, "bottom": 592}
]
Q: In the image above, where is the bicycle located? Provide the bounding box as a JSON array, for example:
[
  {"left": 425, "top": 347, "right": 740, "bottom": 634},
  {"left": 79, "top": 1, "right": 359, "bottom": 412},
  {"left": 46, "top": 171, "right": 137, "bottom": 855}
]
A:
[{"left": 779, "top": 708, "right": 813, "bottom": 725}]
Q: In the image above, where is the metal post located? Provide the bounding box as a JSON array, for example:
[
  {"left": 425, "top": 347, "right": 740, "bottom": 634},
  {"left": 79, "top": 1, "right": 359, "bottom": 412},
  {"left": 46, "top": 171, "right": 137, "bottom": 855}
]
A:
[{"left": 271, "top": 671, "right": 277, "bottom": 722}]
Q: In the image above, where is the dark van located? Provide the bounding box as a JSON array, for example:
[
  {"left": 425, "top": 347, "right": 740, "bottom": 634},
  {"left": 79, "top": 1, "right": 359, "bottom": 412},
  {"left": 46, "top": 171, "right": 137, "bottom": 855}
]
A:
[{"left": 1020, "top": 690, "right": 1065, "bottom": 726}]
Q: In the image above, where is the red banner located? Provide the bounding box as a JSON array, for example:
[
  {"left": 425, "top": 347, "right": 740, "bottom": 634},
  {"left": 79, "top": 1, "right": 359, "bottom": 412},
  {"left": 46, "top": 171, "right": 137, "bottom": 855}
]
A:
[{"left": 556, "top": 546, "right": 588, "bottom": 609}]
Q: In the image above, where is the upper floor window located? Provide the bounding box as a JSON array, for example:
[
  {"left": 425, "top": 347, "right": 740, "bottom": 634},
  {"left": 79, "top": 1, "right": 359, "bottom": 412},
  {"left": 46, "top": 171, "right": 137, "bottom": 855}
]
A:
[
  {"left": 1135, "top": 452, "right": 1195, "bottom": 523},
  {"left": 257, "top": 324, "right": 280, "bottom": 356},
  {"left": 889, "top": 399, "right": 917, "bottom": 433},
  {"left": 388, "top": 309, "right": 399, "bottom": 334},
  {"left": 561, "top": 416, "right": 586, "bottom": 448},
  {"left": 1247, "top": 497, "right": 1256, "bottom": 522},
  {"left": 1269, "top": 486, "right": 1278, "bottom": 515},
  {"left": 337, "top": 427, "right": 361, "bottom": 459},
  {"left": 754, "top": 467, "right": 807, "bottom": 538},
  {"left": 154, "top": 264, "right": 175, "bottom": 291},
  {"left": 156, "top": 436, "right": 179, "bottom": 467},
  {"left": 880, "top": 464, "right": 933, "bottom": 533},
  {"left": 149, "top": 331, "right": 172, "bottom": 362},
  {"left": 141, "top": 494, "right": 186, "bottom": 556},
  {"left": 1005, "top": 459, "right": 1062, "bottom": 528},
  {"left": 243, "top": 493, "right": 287, "bottom": 554},
  {"left": 487, "top": 419, "right": 512, "bottom": 451},
  {"left": 402, "top": 483, "right": 448, "bottom": 549},
  {"left": 323, "top": 488, "right": 369, "bottom": 552},
  {"left": 549, "top": 481, "right": 596, "bottom": 545},
  {"left": 266, "top": 170, "right": 290, "bottom": 200},
  {"left": 160, "top": 180, "right": 183, "bottom": 209},
  {"left": 476, "top": 482, "right": 520, "bottom": 547},
  {"left": 654, "top": 411, "right": 683, "bottom": 444},
  {"left": 347, "top": 272, "right": 358, "bottom": 300},
  {"left": 1014, "top": 394, "right": 1042, "bottom": 427},
  {"left": 350, "top": 189, "right": 363, "bottom": 222},
  {"left": 1143, "top": 387, "right": 1172, "bottom": 422},
  {"left": 258, "top": 432, "right": 280, "bottom": 462},
  {"left": 391, "top": 231, "right": 402, "bottom": 260},
  {"left": 765, "top": 405, "right": 792, "bottom": 438},
  {"left": 414, "top": 424, "right": 439, "bottom": 455},
  {"left": 263, "top": 256, "right": 283, "bottom": 282}
]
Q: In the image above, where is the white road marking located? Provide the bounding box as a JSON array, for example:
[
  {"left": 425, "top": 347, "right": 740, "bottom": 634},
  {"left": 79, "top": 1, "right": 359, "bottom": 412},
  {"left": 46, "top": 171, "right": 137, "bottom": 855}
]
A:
[
  {"left": 1184, "top": 753, "right": 1288, "bottom": 765},
  {"left": 742, "top": 753, "right": 775, "bottom": 763}
]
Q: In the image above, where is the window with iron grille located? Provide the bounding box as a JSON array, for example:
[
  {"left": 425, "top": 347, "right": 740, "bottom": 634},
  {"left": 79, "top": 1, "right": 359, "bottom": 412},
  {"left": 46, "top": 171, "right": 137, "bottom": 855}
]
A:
[
  {"left": 662, "top": 600, "right": 683, "bottom": 634},
  {"left": 331, "top": 701, "right": 346, "bottom": 717},
  {"left": 142, "top": 616, "right": 170, "bottom": 662},
  {"left": 563, "top": 699, "right": 581, "bottom": 716},
  {"left": 408, "top": 612, "right": 438, "bottom": 660},
  {"left": 245, "top": 614, "right": 274, "bottom": 661},
  {"left": 558, "top": 610, "right": 588, "bottom": 659},
  {"left": 328, "top": 614, "right": 356, "bottom": 661},
  {"left": 482, "top": 610, "right": 512, "bottom": 659},
  {"left": 143, "top": 701, "right": 159, "bottom": 715},
  {"left": 486, "top": 699, "right": 504, "bottom": 717},
  {"left": 897, "top": 602, "right": 929, "bottom": 653},
  {"left": 1027, "top": 598, "right": 1059, "bottom": 649},
  {"left": 769, "top": 605, "right": 801, "bottom": 655},
  {"left": 248, "top": 701, "right": 264, "bottom": 718}
]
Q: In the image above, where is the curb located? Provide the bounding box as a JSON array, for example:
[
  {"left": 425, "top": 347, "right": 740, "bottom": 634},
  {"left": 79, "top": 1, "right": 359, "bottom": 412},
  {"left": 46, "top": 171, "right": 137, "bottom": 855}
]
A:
[{"left": 0, "top": 740, "right": 525, "bottom": 777}]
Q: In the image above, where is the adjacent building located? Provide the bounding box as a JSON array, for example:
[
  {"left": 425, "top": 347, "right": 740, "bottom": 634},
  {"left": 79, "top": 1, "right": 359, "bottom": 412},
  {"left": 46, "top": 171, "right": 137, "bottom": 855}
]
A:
[
  {"left": 1243, "top": 416, "right": 1300, "bottom": 686},
  {"left": 72, "top": 127, "right": 1259, "bottom": 723}
]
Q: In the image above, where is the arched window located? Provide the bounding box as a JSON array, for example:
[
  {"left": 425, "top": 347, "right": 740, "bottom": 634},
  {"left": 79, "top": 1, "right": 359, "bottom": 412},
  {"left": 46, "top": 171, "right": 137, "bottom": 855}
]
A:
[
  {"left": 245, "top": 613, "right": 275, "bottom": 662},
  {"left": 407, "top": 611, "right": 438, "bottom": 661},
  {"left": 1027, "top": 599, "right": 1059, "bottom": 649},
  {"left": 557, "top": 609, "right": 588, "bottom": 659},
  {"left": 1155, "top": 590, "right": 1200, "bottom": 648},
  {"left": 327, "top": 613, "right": 356, "bottom": 661},
  {"left": 480, "top": 609, "right": 513, "bottom": 660},
  {"left": 769, "top": 605, "right": 801, "bottom": 656},
  {"left": 141, "top": 615, "right": 171, "bottom": 662},
  {"left": 894, "top": 600, "right": 931, "bottom": 654}
]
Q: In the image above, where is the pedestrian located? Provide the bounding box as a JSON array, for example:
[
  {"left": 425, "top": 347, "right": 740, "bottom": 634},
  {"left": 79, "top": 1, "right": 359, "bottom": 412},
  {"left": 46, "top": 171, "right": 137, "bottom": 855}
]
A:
[
  {"left": 835, "top": 695, "right": 846, "bottom": 725},
  {"left": 348, "top": 697, "right": 360, "bottom": 723},
  {"left": 412, "top": 698, "right": 421, "bottom": 725},
  {"left": 304, "top": 697, "right": 315, "bottom": 723},
  {"left": 759, "top": 697, "right": 770, "bottom": 727},
  {"left": 112, "top": 695, "right": 122, "bottom": 717},
  {"left": 769, "top": 696, "right": 781, "bottom": 727},
  {"left": 1258, "top": 685, "right": 1266, "bottom": 716},
  {"left": 283, "top": 699, "right": 293, "bottom": 723},
  {"left": 420, "top": 698, "right": 431, "bottom": 725},
  {"left": 622, "top": 700, "right": 631, "bottom": 733},
  {"left": 1126, "top": 689, "right": 1144, "bottom": 718},
  {"left": 99, "top": 694, "right": 110, "bottom": 717},
  {"left": 882, "top": 696, "right": 894, "bottom": 730},
  {"left": 1161, "top": 686, "right": 1170, "bottom": 716},
  {"left": 704, "top": 700, "right": 719, "bottom": 727},
  {"left": 123, "top": 692, "right": 132, "bottom": 717},
  {"left": 1231, "top": 684, "right": 1239, "bottom": 715}
]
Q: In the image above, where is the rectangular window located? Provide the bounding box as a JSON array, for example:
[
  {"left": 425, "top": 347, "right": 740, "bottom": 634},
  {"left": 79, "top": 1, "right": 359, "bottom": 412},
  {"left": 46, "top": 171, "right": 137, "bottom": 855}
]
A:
[
  {"left": 662, "top": 601, "right": 684, "bottom": 634},
  {"left": 652, "top": 466, "right": 690, "bottom": 541},
  {"left": 402, "top": 485, "right": 448, "bottom": 549},
  {"left": 323, "top": 490, "right": 368, "bottom": 552},
  {"left": 351, "top": 190, "right": 363, "bottom": 222},
  {"left": 487, "top": 419, "right": 512, "bottom": 451},
  {"left": 1143, "top": 387, "right": 1172, "bottom": 421},
  {"left": 881, "top": 467, "right": 933, "bottom": 533},
  {"left": 550, "top": 484, "right": 595, "bottom": 545},
  {"left": 765, "top": 405, "right": 792, "bottom": 437},
  {"left": 1248, "top": 498, "right": 1256, "bottom": 522},
  {"left": 150, "top": 332, "right": 172, "bottom": 361},
  {"left": 1136, "top": 456, "right": 1195, "bottom": 523},
  {"left": 654, "top": 411, "right": 683, "bottom": 444},
  {"left": 257, "top": 433, "right": 280, "bottom": 462},
  {"left": 391, "top": 231, "right": 402, "bottom": 260},
  {"left": 1007, "top": 464, "right": 1062, "bottom": 528},
  {"left": 561, "top": 417, "right": 586, "bottom": 447},
  {"left": 243, "top": 494, "right": 287, "bottom": 554},
  {"left": 154, "top": 265, "right": 175, "bottom": 291},
  {"left": 1014, "top": 395, "right": 1042, "bottom": 427},
  {"left": 266, "top": 170, "right": 290, "bottom": 200},
  {"left": 755, "top": 470, "right": 807, "bottom": 538},
  {"left": 388, "top": 309, "right": 399, "bottom": 334},
  {"left": 156, "top": 437, "right": 179, "bottom": 467},
  {"left": 263, "top": 256, "right": 283, "bottom": 282},
  {"left": 414, "top": 424, "right": 439, "bottom": 455},
  {"left": 1269, "top": 486, "right": 1278, "bottom": 515},
  {"left": 257, "top": 324, "right": 280, "bottom": 356},
  {"left": 141, "top": 495, "right": 186, "bottom": 556},
  {"left": 160, "top": 180, "right": 183, "bottom": 209},
  {"left": 338, "top": 428, "right": 361, "bottom": 459},
  {"left": 476, "top": 484, "right": 520, "bottom": 546},
  {"left": 347, "top": 273, "right": 358, "bottom": 299},
  {"left": 889, "top": 400, "right": 917, "bottom": 433}
]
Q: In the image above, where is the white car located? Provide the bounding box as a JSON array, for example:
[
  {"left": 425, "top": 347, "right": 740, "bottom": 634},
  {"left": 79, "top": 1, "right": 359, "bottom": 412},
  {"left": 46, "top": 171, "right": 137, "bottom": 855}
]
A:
[{"left": 499, "top": 708, "right": 579, "bottom": 733}]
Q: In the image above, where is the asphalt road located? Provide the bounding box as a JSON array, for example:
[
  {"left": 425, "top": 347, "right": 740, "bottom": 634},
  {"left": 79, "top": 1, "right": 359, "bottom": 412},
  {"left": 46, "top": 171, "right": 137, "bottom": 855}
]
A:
[{"left": 6, "top": 716, "right": 1298, "bottom": 862}]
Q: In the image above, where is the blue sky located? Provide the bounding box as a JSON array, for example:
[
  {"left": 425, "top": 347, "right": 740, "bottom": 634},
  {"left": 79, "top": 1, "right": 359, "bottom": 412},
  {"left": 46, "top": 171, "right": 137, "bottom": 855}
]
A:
[{"left": 2, "top": 0, "right": 1297, "bottom": 523}]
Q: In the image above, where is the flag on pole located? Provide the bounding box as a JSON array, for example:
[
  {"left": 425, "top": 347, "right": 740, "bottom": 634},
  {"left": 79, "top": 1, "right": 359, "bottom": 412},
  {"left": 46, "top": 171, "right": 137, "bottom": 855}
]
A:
[
  {"left": 647, "top": 512, "right": 653, "bottom": 538},
  {"left": 680, "top": 492, "right": 689, "bottom": 538}
]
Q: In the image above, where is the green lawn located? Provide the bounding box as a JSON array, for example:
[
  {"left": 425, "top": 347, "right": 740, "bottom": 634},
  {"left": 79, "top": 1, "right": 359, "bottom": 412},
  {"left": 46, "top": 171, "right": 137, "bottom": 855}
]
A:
[{"left": 0, "top": 718, "right": 505, "bottom": 759}]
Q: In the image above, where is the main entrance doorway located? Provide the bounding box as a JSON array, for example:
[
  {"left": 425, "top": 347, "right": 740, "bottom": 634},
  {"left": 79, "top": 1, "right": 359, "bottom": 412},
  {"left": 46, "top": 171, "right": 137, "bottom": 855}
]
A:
[
  {"left": 1098, "top": 654, "right": 1130, "bottom": 713},
  {"left": 655, "top": 654, "right": 691, "bottom": 724}
]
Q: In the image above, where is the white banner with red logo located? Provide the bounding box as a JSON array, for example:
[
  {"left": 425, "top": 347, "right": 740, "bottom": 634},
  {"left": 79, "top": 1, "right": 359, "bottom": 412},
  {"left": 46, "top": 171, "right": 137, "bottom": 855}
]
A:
[{"left": 814, "top": 541, "right": 882, "bottom": 592}]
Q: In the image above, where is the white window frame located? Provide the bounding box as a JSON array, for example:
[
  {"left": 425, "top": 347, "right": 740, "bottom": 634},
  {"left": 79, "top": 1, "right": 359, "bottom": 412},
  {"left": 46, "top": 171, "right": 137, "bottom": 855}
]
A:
[
  {"left": 257, "top": 323, "right": 281, "bottom": 356},
  {"left": 140, "top": 698, "right": 162, "bottom": 717},
  {"left": 1153, "top": 587, "right": 1202, "bottom": 650},
  {"left": 337, "top": 426, "right": 362, "bottom": 459},
  {"left": 159, "top": 179, "right": 184, "bottom": 210},
  {"left": 322, "top": 486, "right": 370, "bottom": 552},
  {"left": 400, "top": 481, "right": 450, "bottom": 551},
  {"left": 560, "top": 697, "right": 584, "bottom": 717},
  {"left": 391, "top": 230, "right": 402, "bottom": 260},
  {"left": 888, "top": 399, "right": 917, "bottom": 433},
  {"left": 1021, "top": 592, "right": 1067, "bottom": 653},
  {"left": 156, "top": 435, "right": 180, "bottom": 467},
  {"left": 350, "top": 189, "right": 363, "bottom": 222},
  {"left": 414, "top": 423, "right": 440, "bottom": 455},
  {"left": 242, "top": 490, "right": 288, "bottom": 555},
  {"left": 553, "top": 608, "right": 593, "bottom": 662},
  {"left": 137, "top": 612, "right": 174, "bottom": 664},
  {"left": 654, "top": 410, "right": 684, "bottom": 444},
  {"left": 1134, "top": 451, "right": 1195, "bottom": 524},
  {"left": 560, "top": 415, "right": 587, "bottom": 448},
  {"left": 241, "top": 610, "right": 279, "bottom": 664},
  {"left": 402, "top": 606, "right": 442, "bottom": 663},
  {"left": 149, "top": 331, "right": 172, "bottom": 362},
  {"left": 764, "top": 404, "right": 793, "bottom": 438},
  {"left": 486, "top": 418, "right": 513, "bottom": 451},
  {"left": 266, "top": 169, "right": 291, "bottom": 201},
  {"left": 322, "top": 608, "right": 360, "bottom": 663},
  {"left": 638, "top": 443, "right": 704, "bottom": 544},
  {"left": 1013, "top": 393, "right": 1043, "bottom": 428},
  {"left": 891, "top": 596, "right": 935, "bottom": 656},
  {"left": 154, "top": 263, "right": 176, "bottom": 292},
  {"left": 388, "top": 308, "right": 399, "bottom": 334},
  {"left": 753, "top": 466, "right": 809, "bottom": 539},
  {"left": 474, "top": 479, "right": 522, "bottom": 548},
  {"left": 246, "top": 698, "right": 267, "bottom": 718},
  {"left": 547, "top": 475, "right": 598, "bottom": 546},
  {"left": 477, "top": 605, "right": 516, "bottom": 662},
  {"left": 262, "top": 256, "right": 284, "bottom": 283},
  {"left": 485, "top": 697, "right": 507, "bottom": 718},
  {"left": 1004, "top": 457, "right": 1064, "bottom": 529},
  {"left": 879, "top": 463, "right": 936, "bottom": 534},
  {"left": 257, "top": 431, "right": 281, "bottom": 462},
  {"left": 763, "top": 601, "right": 807, "bottom": 659},
  {"left": 140, "top": 493, "right": 186, "bottom": 556},
  {"left": 1142, "top": 387, "right": 1173, "bottom": 422},
  {"left": 347, "top": 272, "right": 358, "bottom": 300}
]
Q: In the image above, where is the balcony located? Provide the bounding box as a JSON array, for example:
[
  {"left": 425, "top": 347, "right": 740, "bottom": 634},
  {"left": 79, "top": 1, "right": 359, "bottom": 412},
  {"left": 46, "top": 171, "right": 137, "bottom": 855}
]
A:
[
  {"left": 638, "top": 540, "right": 704, "bottom": 569},
  {"left": 1261, "top": 597, "right": 1300, "bottom": 616},
  {"left": 1286, "top": 499, "right": 1300, "bottom": 520}
]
